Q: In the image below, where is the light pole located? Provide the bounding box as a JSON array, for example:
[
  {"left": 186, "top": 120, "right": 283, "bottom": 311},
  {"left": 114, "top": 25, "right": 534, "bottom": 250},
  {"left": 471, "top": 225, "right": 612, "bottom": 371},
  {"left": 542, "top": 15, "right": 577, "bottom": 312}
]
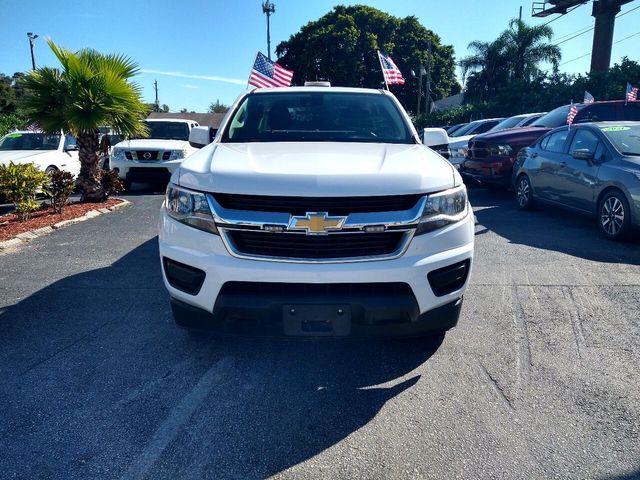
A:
[
  {"left": 27, "top": 32, "right": 38, "bottom": 70},
  {"left": 262, "top": 1, "right": 276, "bottom": 60}
]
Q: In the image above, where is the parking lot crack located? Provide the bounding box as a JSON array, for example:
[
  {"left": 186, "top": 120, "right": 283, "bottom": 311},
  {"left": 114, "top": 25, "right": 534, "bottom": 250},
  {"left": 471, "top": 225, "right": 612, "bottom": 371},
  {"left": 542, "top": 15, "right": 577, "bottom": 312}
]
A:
[{"left": 476, "top": 359, "right": 516, "bottom": 412}]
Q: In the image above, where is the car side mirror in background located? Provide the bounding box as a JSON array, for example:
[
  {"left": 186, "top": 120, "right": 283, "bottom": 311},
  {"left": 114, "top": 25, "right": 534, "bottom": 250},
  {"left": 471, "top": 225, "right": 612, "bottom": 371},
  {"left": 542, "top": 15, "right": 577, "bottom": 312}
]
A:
[
  {"left": 572, "top": 148, "right": 594, "bottom": 161},
  {"left": 189, "top": 126, "right": 214, "bottom": 148},
  {"left": 64, "top": 144, "right": 78, "bottom": 152}
]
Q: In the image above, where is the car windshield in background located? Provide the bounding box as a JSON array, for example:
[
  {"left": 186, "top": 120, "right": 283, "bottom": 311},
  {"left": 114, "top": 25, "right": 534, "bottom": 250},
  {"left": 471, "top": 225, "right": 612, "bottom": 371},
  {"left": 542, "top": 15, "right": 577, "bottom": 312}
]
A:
[
  {"left": 144, "top": 122, "right": 190, "bottom": 141},
  {"left": 530, "top": 105, "right": 582, "bottom": 128},
  {"left": 450, "top": 121, "right": 480, "bottom": 137},
  {"left": 488, "top": 116, "right": 525, "bottom": 132},
  {"left": 600, "top": 125, "right": 640, "bottom": 156},
  {"left": 0, "top": 132, "right": 61, "bottom": 150},
  {"left": 221, "top": 92, "right": 414, "bottom": 144}
]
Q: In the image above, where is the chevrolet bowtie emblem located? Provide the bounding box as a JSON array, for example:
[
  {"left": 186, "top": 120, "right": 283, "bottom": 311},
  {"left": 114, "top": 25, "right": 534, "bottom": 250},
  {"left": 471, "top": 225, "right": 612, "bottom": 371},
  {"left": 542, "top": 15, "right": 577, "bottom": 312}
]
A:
[{"left": 289, "top": 212, "right": 346, "bottom": 234}]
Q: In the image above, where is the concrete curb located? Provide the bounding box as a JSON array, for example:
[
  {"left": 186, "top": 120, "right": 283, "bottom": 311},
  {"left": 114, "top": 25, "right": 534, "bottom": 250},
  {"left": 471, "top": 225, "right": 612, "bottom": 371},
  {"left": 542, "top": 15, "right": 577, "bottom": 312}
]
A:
[{"left": 0, "top": 198, "right": 131, "bottom": 251}]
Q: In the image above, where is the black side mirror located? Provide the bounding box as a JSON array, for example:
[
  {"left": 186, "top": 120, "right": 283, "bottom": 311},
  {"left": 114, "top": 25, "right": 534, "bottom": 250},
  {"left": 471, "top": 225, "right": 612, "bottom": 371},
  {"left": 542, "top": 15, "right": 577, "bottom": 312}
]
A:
[{"left": 572, "top": 148, "right": 594, "bottom": 161}]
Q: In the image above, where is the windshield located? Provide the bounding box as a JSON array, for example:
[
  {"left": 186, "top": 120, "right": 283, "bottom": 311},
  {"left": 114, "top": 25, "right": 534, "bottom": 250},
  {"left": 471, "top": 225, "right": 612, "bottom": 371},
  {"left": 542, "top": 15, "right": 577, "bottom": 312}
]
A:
[
  {"left": 221, "top": 92, "right": 414, "bottom": 144},
  {"left": 450, "top": 121, "right": 481, "bottom": 137},
  {"left": 600, "top": 125, "right": 640, "bottom": 156},
  {"left": 530, "top": 105, "right": 583, "bottom": 128},
  {"left": 488, "top": 116, "right": 526, "bottom": 132},
  {"left": 143, "top": 121, "right": 190, "bottom": 141},
  {"left": 0, "top": 132, "right": 61, "bottom": 151}
]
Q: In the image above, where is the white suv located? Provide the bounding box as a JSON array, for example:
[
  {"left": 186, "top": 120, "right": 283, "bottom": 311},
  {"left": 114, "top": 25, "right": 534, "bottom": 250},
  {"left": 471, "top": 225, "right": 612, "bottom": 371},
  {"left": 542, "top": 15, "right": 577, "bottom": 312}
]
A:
[
  {"left": 159, "top": 86, "right": 474, "bottom": 337},
  {"left": 111, "top": 118, "right": 199, "bottom": 189}
]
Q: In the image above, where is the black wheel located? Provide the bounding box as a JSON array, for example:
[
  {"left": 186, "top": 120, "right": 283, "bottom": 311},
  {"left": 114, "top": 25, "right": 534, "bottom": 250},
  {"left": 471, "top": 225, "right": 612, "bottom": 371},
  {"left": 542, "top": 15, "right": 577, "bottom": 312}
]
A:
[
  {"left": 45, "top": 166, "right": 58, "bottom": 176},
  {"left": 598, "top": 190, "right": 631, "bottom": 240},
  {"left": 123, "top": 179, "right": 132, "bottom": 192},
  {"left": 516, "top": 174, "right": 535, "bottom": 210}
]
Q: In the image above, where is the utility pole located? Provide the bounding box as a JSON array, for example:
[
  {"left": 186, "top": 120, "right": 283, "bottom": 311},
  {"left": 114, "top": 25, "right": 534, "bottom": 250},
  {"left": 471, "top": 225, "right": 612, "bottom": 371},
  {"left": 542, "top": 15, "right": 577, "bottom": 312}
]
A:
[
  {"left": 425, "top": 40, "right": 432, "bottom": 115},
  {"left": 519, "top": 5, "right": 523, "bottom": 21},
  {"left": 27, "top": 32, "right": 38, "bottom": 70},
  {"left": 262, "top": 1, "right": 276, "bottom": 60},
  {"left": 416, "top": 65, "right": 424, "bottom": 116},
  {"left": 153, "top": 80, "right": 159, "bottom": 112}
]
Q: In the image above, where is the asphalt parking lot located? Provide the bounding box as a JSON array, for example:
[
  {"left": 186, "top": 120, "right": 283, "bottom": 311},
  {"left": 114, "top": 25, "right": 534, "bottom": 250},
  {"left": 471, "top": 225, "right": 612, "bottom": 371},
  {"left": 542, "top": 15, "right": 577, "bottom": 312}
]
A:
[{"left": 1, "top": 188, "right": 639, "bottom": 480}]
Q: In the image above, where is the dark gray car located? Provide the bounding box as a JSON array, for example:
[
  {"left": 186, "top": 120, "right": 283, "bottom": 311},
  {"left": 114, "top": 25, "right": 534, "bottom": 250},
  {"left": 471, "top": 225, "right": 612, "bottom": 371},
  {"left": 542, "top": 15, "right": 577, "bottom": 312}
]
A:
[{"left": 513, "top": 121, "right": 640, "bottom": 239}]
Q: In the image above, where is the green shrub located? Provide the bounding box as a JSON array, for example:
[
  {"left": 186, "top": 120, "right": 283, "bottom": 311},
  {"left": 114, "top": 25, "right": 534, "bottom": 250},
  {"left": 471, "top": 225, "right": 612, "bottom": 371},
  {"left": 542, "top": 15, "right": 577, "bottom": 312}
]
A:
[
  {"left": 0, "top": 162, "right": 50, "bottom": 221},
  {"left": 100, "top": 169, "right": 124, "bottom": 197},
  {"left": 49, "top": 170, "right": 75, "bottom": 214}
]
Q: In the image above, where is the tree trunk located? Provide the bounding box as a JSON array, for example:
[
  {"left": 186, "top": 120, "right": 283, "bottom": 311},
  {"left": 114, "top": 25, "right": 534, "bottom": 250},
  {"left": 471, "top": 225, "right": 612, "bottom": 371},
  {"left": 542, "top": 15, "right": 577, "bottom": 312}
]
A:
[{"left": 76, "top": 131, "right": 105, "bottom": 202}]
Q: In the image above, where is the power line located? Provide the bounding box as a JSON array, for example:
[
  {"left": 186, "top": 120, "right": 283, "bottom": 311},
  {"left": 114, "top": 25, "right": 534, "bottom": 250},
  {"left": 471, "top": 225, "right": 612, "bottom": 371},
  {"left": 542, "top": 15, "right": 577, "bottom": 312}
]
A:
[
  {"left": 560, "top": 29, "right": 640, "bottom": 65},
  {"left": 554, "top": 26, "right": 594, "bottom": 45},
  {"left": 551, "top": 3, "right": 638, "bottom": 45}
]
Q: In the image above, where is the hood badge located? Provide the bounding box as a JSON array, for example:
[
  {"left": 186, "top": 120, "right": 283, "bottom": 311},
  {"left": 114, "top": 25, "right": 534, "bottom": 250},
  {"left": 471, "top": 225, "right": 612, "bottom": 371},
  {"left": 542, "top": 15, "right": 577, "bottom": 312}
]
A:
[{"left": 288, "top": 212, "right": 346, "bottom": 234}]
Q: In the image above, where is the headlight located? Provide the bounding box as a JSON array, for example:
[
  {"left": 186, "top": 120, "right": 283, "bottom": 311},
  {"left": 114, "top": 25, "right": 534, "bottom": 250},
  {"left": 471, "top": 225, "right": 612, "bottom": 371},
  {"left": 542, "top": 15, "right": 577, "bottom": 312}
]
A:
[
  {"left": 112, "top": 149, "right": 126, "bottom": 161},
  {"left": 488, "top": 144, "right": 513, "bottom": 156},
  {"left": 169, "top": 149, "right": 187, "bottom": 160},
  {"left": 165, "top": 184, "right": 218, "bottom": 234},
  {"left": 416, "top": 185, "right": 468, "bottom": 235},
  {"left": 450, "top": 147, "right": 468, "bottom": 158}
]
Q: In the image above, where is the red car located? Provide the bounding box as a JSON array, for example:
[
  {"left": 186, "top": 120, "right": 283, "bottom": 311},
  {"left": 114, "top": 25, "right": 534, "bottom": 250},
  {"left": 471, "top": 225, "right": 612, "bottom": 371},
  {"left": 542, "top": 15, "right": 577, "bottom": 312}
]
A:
[{"left": 462, "top": 101, "right": 640, "bottom": 188}]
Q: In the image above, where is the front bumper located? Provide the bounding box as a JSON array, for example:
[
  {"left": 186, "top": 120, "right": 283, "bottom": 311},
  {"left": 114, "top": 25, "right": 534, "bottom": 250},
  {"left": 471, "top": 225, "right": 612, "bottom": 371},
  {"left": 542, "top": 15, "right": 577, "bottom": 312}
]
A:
[
  {"left": 159, "top": 208, "right": 474, "bottom": 336},
  {"left": 111, "top": 158, "right": 182, "bottom": 181},
  {"left": 462, "top": 157, "right": 515, "bottom": 186}
]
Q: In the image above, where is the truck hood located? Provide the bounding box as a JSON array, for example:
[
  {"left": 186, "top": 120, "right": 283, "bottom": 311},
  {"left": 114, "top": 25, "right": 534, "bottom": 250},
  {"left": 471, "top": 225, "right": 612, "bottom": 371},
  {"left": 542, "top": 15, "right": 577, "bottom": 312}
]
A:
[
  {"left": 0, "top": 150, "right": 53, "bottom": 166},
  {"left": 113, "top": 139, "right": 188, "bottom": 150},
  {"left": 176, "top": 142, "right": 457, "bottom": 196},
  {"left": 473, "top": 126, "right": 551, "bottom": 144}
]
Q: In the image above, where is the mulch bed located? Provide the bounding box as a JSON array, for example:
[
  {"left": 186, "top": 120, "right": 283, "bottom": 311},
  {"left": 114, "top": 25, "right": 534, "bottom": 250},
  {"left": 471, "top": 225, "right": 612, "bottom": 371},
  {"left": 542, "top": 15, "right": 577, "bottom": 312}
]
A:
[{"left": 0, "top": 198, "right": 124, "bottom": 241}]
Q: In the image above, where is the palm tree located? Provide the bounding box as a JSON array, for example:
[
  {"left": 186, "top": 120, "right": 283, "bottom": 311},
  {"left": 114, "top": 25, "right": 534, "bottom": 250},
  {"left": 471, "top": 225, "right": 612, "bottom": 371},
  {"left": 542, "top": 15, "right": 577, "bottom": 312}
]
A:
[
  {"left": 459, "top": 39, "right": 508, "bottom": 101},
  {"left": 499, "top": 19, "right": 561, "bottom": 81},
  {"left": 20, "top": 39, "right": 148, "bottom": 201}
]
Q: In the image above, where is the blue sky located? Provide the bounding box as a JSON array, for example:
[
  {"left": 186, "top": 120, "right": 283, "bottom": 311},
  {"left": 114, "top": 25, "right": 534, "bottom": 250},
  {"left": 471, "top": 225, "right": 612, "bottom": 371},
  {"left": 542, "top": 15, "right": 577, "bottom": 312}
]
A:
[{"left": 2, "top": 0, "right": 638, "bottom": 112}]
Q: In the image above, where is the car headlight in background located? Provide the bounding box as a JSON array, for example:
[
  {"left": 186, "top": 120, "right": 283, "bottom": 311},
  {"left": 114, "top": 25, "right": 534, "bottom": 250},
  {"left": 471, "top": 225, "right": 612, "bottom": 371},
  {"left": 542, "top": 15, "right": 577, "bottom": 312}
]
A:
[
  {"left": 112, "top": 149, "right": 126, "bottom": 161},
  {"left": 169, "top": 149, "right": 187, "bottom": 160},
  {"left": 416, "top": 185, "right": 468, "bottom": 235},
  {"left": 165, "top": 184, "right": 218, "bottom": 234},
  {"left": 488, "top": 144, "right": 513, "bottom": 156},
  {"left": 450, "top": 147, "right": 468, "bottom": 158}
]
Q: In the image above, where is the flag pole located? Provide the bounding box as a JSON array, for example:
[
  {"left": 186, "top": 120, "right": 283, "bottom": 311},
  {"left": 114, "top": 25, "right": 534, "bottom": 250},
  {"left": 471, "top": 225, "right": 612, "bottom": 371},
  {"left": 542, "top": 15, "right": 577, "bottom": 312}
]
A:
[{"left": 377, "top": 51, "right": 389, "bottom": 91}]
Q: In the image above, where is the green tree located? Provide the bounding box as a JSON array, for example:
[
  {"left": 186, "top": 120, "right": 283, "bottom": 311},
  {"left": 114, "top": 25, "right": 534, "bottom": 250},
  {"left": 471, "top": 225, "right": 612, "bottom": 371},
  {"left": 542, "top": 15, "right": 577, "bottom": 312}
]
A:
[
  {"left": 499, "top": 19, "right": 561, "bottom": 81},
  {"left": 20, "top": 39, "right": 149, "bottom": 201},
  {"left": 459, "top": 39, "right": 509, "bottom": 103},
  {"left": 275, "top": 5, "right": 458, "bottom": 114},
  {"left": 208, "top": 99, "right": 229, "bottom": 113}
]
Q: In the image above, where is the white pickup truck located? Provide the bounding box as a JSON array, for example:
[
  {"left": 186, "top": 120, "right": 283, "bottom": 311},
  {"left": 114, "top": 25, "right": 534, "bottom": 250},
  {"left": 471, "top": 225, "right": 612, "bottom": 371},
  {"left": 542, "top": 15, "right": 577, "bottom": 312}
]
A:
[
  {"left": 0, "top": 131, "right": 80, "bottom": 176},
  {"left": 159, "top": 85, "right": 474, "bottom": 337},
  {"left": 110, "top": 118, "right": 200, "bottom": 189}
]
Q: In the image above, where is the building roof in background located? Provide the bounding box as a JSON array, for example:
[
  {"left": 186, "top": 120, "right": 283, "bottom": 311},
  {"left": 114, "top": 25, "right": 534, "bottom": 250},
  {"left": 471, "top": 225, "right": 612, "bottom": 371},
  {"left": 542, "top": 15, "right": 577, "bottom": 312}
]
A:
[
  {"left": 147, "top": 112, "right": 226, "bottom": 128},
  {"left": 432, "top": 93, "right": 465, "bottom": 111}
]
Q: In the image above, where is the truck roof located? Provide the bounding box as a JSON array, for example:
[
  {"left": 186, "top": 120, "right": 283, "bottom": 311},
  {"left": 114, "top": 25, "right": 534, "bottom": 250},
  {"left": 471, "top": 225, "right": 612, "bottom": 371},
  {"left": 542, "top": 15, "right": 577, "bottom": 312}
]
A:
[
  {"left": 145, "top": 118, "right": 195, "bottom": 124},
  {"left": 250, "top": 86, "right": 385, "bottom": 95}
]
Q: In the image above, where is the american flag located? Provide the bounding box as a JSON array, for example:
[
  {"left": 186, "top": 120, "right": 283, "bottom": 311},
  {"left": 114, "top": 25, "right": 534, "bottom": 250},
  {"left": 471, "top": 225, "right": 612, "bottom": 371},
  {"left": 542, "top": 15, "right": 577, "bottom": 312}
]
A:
[
  {"left": 567, "top": 102, "right": 578, "bottom": 126},
  {"left": 248, "top": 52, "right": 294, "bottom": 88},
  {"left": 626, "top": 82, "right": 638, "bottom": 102},
  {"left": 583, "top": 91, "right": 595, "bottom": 103},
  {"left": 377, "top": 51, "right": 405, "bottom": 85}
]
